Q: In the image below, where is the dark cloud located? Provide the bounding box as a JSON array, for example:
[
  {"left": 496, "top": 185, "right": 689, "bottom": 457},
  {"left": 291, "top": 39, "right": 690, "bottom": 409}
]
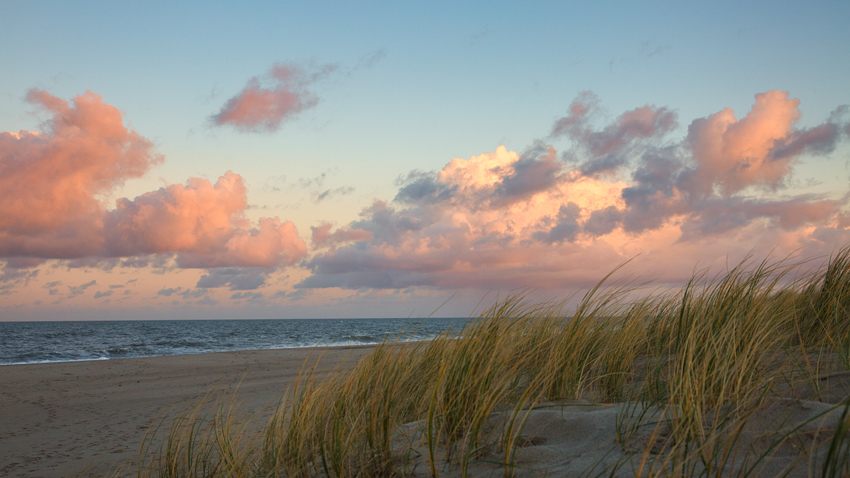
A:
[
  {"left": 535, "top": 202, "right": 582, "bottom": 243},
  {"left": 584, "top": 206, "right": 623, "bottom": 237},
  {"left": 772, "top": 123, "right": 842, "bottom": 159},
  {"left": 298, "top": 268, "right": 435, "bottom": 290},
  {"left": 4, "top": 258, "right": 45, "bottom": 269},
  {"left": 551, "top": 92, "right": 677, "bottom": 177},
  {"left": 69, "top": 280, "right": 97, "bottom": 296},
  {"left": 315, "top": 186, "right": 355, "bottom": 203},
  {"left": 348, "top": 201, "right": 429, "bottom": 246},
  {"left": 0, "top": 266, "right": 38, "bottom": 283},
  {"left": 579, "top": 155, "right": 629, "bottom": 177},
  {"left": 680, "top": 196, "right": 840, "bottom": 240},
  {"left": 181, "top": 289, "right": 208, "bottom": 299},
  {"left": 121, "top": 257, "right": 156, "bottom": 268},
  {"left": 495, "top": 145, "right": 562, "bottom": 202},
  {"left": 0, "top": 264, "right": 39, "bottom": 291},
  {"left": 196, "top": 267, "right": 269, "bottom": 290},
  {"left": 230, "top": 291, "right": 263, "bottom": 300},
  {"left": 395, "top": 172, "right": 457, "bottom": 204},
  {"left": 550, "top": 91, "right": 599, "bottom": 139},
  {"left": 66, "top": 257, "right": 119, "bottom": 270},
  {"left": 620, "top": 151, "right": 685, "bottom": 232},
  {"left": 311, "top": 223, "right": 373, "bottom": 248}
]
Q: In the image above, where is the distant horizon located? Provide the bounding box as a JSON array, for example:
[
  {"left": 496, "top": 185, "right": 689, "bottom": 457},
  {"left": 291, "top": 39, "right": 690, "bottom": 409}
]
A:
[
  {"left": 2, "top": 1, "right": 849, "bottom": 321},
  {"left": 0, "top": 315, "right": 474, "bottom": 323}
]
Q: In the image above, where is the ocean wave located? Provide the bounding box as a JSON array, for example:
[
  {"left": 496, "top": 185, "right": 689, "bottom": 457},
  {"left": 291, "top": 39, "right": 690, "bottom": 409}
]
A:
[
  {"left": 341, "top": 334, "right": 378, "bottom": 342},
  {"left": 0, "top": 318, "right": 470, "bottom": 365}
]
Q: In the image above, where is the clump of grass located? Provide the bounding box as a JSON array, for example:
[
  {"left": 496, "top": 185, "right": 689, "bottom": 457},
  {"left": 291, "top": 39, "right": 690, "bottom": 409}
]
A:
[
  {"left": 136, "top": 245, "right": 850, "bottom": 478},
  {"left": 138, "top": 399, "right": 220, "bottom": 478}
]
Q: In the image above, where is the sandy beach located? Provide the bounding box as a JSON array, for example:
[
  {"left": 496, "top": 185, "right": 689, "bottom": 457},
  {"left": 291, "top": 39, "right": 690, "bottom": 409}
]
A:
[
  {"left": 0, "top": 346, "right": 373, "bottom": 478},
  {"left": 3, "top": 334, "right": 849, "bottom": 477}
]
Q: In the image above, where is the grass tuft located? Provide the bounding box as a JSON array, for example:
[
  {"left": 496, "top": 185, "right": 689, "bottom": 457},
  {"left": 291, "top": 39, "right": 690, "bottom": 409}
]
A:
[{"left": 134, "top": 245, "right": 850, "bottom": 477}]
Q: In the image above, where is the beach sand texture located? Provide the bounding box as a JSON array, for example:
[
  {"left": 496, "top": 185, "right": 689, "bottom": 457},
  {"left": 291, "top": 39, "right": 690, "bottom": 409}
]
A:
[
  {"left": 395, "top": 393, "right": 850, "bottom": 478},
  {"left": 2, "top": 346, "right": 850, "bottom": 477},
  {"left": 0, "top": 346, "right": 373, "bottom": 478}
]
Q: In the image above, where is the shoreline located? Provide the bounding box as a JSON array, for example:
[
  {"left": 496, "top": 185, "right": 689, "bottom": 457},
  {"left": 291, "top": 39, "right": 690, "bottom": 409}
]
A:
[
  {"left": 0, "top": 344, "right": 376, "bottom": 477},
  {"left": 0, "top": 342, "right": 383, "bottom": 367}
]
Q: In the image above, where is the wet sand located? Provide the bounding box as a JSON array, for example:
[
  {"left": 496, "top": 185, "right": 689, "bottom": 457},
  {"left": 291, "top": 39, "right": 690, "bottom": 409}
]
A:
[{"left": 0, "top": 346, "right": 373, "bottom": 477}]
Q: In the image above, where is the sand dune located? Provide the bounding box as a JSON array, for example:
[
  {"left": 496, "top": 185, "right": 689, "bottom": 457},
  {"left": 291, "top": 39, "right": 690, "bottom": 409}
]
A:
[
  {"left": 397, "top": 397, "right": 848, "bottom": 477},
  {"left": 3, "top": 346, "right": 850, "bottom": 477}
]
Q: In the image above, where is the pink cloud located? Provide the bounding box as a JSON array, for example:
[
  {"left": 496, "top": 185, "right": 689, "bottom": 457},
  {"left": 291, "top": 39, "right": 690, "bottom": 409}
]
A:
[
  {"left": 311, "top": 223, "right": 373, "bottom": 248},
  {"left": 299, "top": 91, "right": 849, "bottom": 291},
  {"left": 212, "top": 62, "right": 338, "bottom": 133},
  {"left": 105, "top": 172, "right": 307, "bottom": 268},
  {"left": 0, "top": 90, "right": 308, "bottom": 272},
  {"left": 684, "top": 90, "right": 802, "bottom": 197},
  {"left": 0, "top": 89, "right": 162, "bottom": 258}
]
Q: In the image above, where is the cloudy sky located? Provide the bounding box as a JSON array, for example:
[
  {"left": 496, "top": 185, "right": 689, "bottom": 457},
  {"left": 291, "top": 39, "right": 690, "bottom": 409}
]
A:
[{"left": 1, "top": 1, "right": 849, "bottom": 321}]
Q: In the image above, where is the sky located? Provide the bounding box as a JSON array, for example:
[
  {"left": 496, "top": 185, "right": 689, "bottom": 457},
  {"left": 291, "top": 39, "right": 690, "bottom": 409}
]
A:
[{"left": 1, "top": 0, "right": 849, "bottom": 321}]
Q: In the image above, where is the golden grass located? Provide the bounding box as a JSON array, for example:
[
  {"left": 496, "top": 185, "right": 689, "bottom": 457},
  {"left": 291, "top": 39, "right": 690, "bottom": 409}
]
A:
[{"left": 132, "top": 246, "right": 850, "bottom": 477}]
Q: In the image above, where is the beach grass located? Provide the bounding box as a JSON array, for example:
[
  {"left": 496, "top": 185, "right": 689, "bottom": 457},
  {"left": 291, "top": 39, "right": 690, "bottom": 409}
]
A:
[{"left": 133, "top": 246, "right": 850, "bottom": 477}]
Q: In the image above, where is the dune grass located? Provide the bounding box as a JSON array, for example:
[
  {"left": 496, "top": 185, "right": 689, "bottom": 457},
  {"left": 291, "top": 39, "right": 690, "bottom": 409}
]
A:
[{"left": 134, "top": 246, "right": 850, "bottom": 477}]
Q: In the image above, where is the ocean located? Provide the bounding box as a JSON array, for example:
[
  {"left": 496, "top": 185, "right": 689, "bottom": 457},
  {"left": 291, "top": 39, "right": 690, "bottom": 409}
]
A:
[{"left": 0, "top": 317, "right": 470, "bottom": 365}]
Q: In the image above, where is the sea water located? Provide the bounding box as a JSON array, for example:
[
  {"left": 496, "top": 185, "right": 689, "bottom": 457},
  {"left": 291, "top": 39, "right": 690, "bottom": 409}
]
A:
[{"left": 0, "top": 317, "right": 470, "bottom": 365}]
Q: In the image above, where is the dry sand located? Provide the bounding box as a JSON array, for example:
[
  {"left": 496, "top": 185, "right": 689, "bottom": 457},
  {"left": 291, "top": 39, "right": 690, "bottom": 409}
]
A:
[
  {"left": 0, "top": 346, "right": 373, "bottom": 478},
  {"left": 397, "top": 398, "right": 847, "bottom": 478},
  {"left": 3, "top": 346, "right": 850, "bottom": 477}
]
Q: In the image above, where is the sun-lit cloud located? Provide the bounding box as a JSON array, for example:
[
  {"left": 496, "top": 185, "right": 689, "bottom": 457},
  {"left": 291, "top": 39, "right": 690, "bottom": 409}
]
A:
[
  {"left": 211, "top": 62, "right": 338, "bottom": 133},
  {"left": 2, "top": 88, "right": 848, "bottom": 315},
  {"left": 104, "top": 172, "right": 306, "bottom": 268},
  {"left": 0, "top": 90, "right": 308, "bottom": 280},
  {"left": 299, "top": 91, "right": 850, "bottom": 291},
  {"left": 684, "top": 90, "right": 828, "bottom": 197},
  {"left": 0, "top": 89, "right": 162, "bottom": 258}
]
